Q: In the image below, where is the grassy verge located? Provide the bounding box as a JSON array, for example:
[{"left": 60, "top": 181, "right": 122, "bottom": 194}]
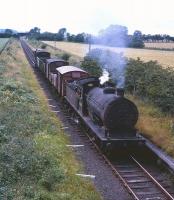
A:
[
  {"left": 0, "top": 39, "right": 101, "bottom": 199},
  {"left": 32, "top": 40, "right": 174, "bottom": 158},
  {"left": 0, "top": 38, "right": 9, "bottom": 51},
  {"left": 127, "top": 95, "right": 174, "bottom": 156}
]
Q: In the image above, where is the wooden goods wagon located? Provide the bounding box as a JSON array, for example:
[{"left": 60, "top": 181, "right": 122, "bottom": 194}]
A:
[
  {"left": 56, "top": 66, "right": 89, "bottom": 96},
  {"left": 45, "top": 58, "right": 69, "bottom": 84}
]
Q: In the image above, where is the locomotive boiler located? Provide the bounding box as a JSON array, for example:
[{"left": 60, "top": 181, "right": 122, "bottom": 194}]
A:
[{"left": 86, "top": 87, "right": 139, "bottom": 137}]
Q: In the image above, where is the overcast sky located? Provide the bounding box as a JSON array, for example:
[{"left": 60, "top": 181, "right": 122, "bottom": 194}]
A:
[{"left": 1, "top": 0, "right": 174, "bottom": 35}]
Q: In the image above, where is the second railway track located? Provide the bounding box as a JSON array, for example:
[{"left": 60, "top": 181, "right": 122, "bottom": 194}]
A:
[
  {"left": 21, "top": 39, "right": 174, "bottom": 200},
  {"left": 62, "top": 104, "right": 174, "bottom": 200},
  {"left": 111, "top": 156, "right": 174, "bottom": 200}
]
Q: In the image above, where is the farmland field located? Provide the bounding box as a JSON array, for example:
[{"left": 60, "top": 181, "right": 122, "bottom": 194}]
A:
[
  {"left": 0, "top": 38, "right": 9, "bottom": 51},
  {"left": 145, "top": 42, "right": 174, "bottom": 50},
  {"left": 44, "top": 41, "right": 174, "bottom": 68}
]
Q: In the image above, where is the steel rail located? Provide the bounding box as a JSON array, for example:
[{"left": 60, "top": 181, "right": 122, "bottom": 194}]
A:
[
  {"left": 131, "top": 155, "right": 174, "bottom": 200},
  {"left": 81, "top": 128, "right": 140, "bottom": 200}
]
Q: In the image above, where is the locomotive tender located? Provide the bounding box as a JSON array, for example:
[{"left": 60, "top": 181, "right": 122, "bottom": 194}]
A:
[{"left": 22, "top": 40, "right": 144, "bottom": 149}]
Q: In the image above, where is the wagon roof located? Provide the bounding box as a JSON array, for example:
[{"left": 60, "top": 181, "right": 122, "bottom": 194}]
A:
[
  {"left": 56, "top": 66, "right": 87, "bottom": 75},
  {"left": 46, "top": 58, "right": 67, "bottom": 64}
]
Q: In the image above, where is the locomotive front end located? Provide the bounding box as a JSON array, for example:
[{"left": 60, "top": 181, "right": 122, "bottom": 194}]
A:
[{"left": 87, "top": 87, "right": 138, "bottom": 137}]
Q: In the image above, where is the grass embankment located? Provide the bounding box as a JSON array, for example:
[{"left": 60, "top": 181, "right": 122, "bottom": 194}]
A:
[
  {"left": 128, "top": 95, "right": 174, "bottom": 156},
  {"left": 0, "top": 39, "right": 101, "bottom": 199},
  {"left": 40, "top": 41, "right": 174, "bottom": 158},
  {"left": 43, "top": 41, "right": 174, "bottom": 68},
  {"left": 0, "top": 38, "right": 9, "bottom": 52}
]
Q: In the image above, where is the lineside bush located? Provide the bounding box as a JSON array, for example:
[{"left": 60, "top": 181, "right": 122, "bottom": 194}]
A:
[{"left": 125, "top": 58, "right": 174, "bottom": 114}]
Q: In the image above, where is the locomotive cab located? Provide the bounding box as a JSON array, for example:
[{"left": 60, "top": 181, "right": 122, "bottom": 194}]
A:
[
  {"left": 66, "top": 77, "right": 100, "bottom": 115},
  {"left": 76, "top": 77, "right": 100, "bottom": 115}
]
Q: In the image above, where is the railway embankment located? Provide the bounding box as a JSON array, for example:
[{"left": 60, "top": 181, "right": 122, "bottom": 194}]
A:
[{"left": 0, "top": 39, "right": 101, "bottom": 199}]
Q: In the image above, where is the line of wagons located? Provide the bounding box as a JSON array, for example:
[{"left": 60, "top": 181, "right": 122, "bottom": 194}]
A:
[
  {"left": 34, "top": 49, "right": 89, "bottom": 97},
  {"left": 24, "top": 42, "right": 145, "bottom": 150}
]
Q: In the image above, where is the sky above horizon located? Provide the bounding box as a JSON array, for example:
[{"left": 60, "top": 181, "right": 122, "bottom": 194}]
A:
[{"left": 1, "top": 0, "right": 174, "bottom": 35}]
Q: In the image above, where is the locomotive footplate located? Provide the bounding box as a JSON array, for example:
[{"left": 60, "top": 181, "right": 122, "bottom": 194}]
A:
[{"left": 83, "top": 116, "right": 145, "bottom": 148}]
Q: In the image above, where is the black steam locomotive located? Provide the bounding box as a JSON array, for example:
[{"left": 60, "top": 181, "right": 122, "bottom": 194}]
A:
[
  {"left": 21, "top": 40, "right": 144, "bottom": 149},
  {"left": 65, "top": 78, "right": 143, "bottom": 149}
]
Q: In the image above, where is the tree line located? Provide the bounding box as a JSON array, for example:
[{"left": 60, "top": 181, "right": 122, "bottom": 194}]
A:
[
  {"left": 2, "top": 26, "right": 174, "bottom": 48},
  {"left": 0, "top": 29, "right": 18, "bottom": 38},
  {"left": 142, "top": 34, "right": 174, "bottom": 42},
  {"left": 27, "top": 25, "right": 145, "bottom": 48},
  {"left": 27, "top": 27, "right": 90, "bottom": 44}
]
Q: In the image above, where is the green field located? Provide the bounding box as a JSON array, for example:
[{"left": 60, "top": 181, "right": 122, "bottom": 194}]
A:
[{"left": 0, "top": 38, "right": 9, "bottom": 51}]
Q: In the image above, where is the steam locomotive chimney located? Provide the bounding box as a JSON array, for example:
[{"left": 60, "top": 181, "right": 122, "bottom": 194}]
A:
[{"left": 116, "top": 88, "right": 124, "bottom": 97}]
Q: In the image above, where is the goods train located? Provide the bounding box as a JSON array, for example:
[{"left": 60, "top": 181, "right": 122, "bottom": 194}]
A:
[{"left": 21, "top": 40, "right": 145, "bottom": 149}]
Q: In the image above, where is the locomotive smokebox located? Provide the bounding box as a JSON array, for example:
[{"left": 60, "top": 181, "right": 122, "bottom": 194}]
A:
[
  {"left": 116, "top": 88, "right": 124, "bottom": 97},
  {"left": 87, "top": 87, "right": 138, "bottom": 133}
]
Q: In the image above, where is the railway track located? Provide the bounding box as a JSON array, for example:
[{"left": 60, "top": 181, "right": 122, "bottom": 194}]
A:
[
  {"left": 112, "top": 156, "right": 174, "bottom": 200},
  {"left": 62, "top": 104, "right": 174, "bottom": 200},
  {"left": 21, "top": 40, "right": 35, "bottom": 67},
  {"left": 75, "top": 119, "right": 174, "bottom": 200},
  {"left": 21, "top": 39, "right": 174, "bottom": 200}
]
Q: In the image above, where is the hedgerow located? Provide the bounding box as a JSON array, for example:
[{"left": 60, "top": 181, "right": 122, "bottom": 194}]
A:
[{"left": 125, "top": 58, "right": 174, "bottom": 114}]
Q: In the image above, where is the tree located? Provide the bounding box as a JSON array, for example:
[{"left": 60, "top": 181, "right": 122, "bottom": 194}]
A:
[
  {"left": 74, "top": 33, "right": 85, "bottom": 43},
  {"left": 130, "top": 30, "right": 144, "bottom": 48},
  {"left": 57, "top": 28, "right": 66, "bottom": 41},
  {"left": 28, "top": 27, "right": 40, "bottom": 39},
  {"left": 81, "top": 56, "right": 102, "bottom": 77},
  {"left": 29, "top": 27, "right": 40, "bottom": 34},
  {"left": 66, "top": 33, "right": 75, "bottom": 42},
  {"left": 5, "top": 29, "right": 13, "bottom": 35},
  {"left": 37, "top": 32, "right": 56, "bottom": 41}
]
